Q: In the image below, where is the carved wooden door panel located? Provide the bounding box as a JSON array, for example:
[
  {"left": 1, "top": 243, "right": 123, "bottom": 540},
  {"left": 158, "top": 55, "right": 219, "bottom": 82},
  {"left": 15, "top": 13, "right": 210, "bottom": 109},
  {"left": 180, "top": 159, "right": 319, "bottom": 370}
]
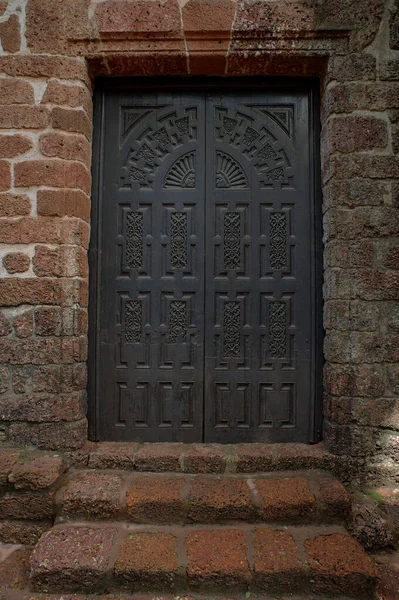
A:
[
  {"left": 91, "top": 84, "right": 320, "bottom": 443},
  {"left": 96, "top": 91, "right": 206, "bottom": 441},
  {"left": 204, "top": 93, "right": 314, "bottom": 442}
]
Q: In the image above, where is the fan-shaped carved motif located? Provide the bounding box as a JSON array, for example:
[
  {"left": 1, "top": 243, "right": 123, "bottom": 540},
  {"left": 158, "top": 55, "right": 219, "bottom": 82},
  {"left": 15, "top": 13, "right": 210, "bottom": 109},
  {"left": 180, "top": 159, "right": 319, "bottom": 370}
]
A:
[
  {"left": 164, "top": 152, "right": 196, "bottom": 188},
  {"left": 216, "top": 151, "right": 248, "bottom": 189}
]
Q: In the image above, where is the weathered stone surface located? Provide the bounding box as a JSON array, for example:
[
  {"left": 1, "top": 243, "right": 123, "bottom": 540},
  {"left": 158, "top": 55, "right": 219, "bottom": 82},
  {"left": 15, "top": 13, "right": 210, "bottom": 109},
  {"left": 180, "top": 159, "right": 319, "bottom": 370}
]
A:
[
  {"left": 59, "top": 471, "right": 122, "bottom": 519},
  {"left": 305, "top": 533, "right": 378, "bottom": 596},
  {"left": 126, "top": 476, "right": 186, "bottom": 523},
  {"left": 350, "top": 493, "right": 396, "bottom": 551},
  {"left": 114, "top": 532, "right": 180, "bottom": 588},
  {"left": 0, "top": 491, "right": 54, "bottom": 520},
  {"left": 318, "top": 476, "right": 351, "bottom": 518},
  {"left": 257, "top": 476, "right": 317, "bottom": 520},
  {"left": 30, "top": 526, "right": 118, "bottom": 593},
  {"left": 0, "top": 519, "right": 51, "bottom": 545},
  {"left": 3, "top": 252, "right": 30, "bottom": 274},
  {"left": 253, "top": 528, "right": 308, "bottom": 591},
  {"left": 134, "top": 443, "right": 183, "bottom": 472},
  {"left": 0, "top": 449, "right": 20, "bottom": 489},
  {"left": 186, "top": 529, "right": 251, "bottom": 587},
  {"left": 8, "top": 454, "right": 65, "bottom": 490},
  {"left": 88, "top": 442, "right": 139, "bottom": 469},
  {"left": 183, "top": 444, "right": 227, "bottom": 473},
  {"left": 0, "top": 547, "right": 31, "bottom": 589},
  {"left": 188, "top": 477, "right": 254, "bottom": 522}
]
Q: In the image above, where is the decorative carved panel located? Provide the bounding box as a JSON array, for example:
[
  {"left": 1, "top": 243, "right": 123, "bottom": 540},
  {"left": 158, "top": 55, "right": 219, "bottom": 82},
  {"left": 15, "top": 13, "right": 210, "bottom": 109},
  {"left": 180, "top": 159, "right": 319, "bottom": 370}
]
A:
[
  {"left": 170, "top": 212, "right": 187, "bottom": 269},
  {"left": 126, "top": 211, "right": 143, "bottom": 269},
  {"left": 269, "top": 212, "right": 287, "bottom": 270},
  {"left": 269, "top": 301, "right": 287, "bottom": 358},
  {"left": 223, "top": 301, "right": 241, "bottom": 357},
  {"left": 125, "top": 300, "right": 142, "bottom": 343},
  {"left": 223, "top": 212, "right": 241, "bottom": 270}
]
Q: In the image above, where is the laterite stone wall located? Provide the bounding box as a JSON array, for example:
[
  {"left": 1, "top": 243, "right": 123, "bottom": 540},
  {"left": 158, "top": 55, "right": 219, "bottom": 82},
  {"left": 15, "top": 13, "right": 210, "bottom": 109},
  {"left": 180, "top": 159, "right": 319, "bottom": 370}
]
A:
[{"left": 0, "top": 0, "right": 397, "bottom": 484}]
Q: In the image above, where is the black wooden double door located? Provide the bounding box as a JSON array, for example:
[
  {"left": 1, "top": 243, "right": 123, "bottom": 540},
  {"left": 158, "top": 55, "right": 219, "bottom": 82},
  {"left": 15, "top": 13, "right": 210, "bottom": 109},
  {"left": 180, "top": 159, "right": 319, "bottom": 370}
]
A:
[{"left": 92, "top": 84, "right": 320, "bottom": 444}]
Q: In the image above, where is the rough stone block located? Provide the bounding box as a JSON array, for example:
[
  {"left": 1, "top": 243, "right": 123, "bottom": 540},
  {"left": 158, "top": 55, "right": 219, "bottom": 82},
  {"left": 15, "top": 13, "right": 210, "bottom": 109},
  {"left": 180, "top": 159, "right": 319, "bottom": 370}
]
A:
[
  {"left": 187, "top": 477, "right": 254, "bottom": 522},
  {"left": 253, "top": 528, "right": 308, "bottom": 591},
  {"left": 30, "top": 526, "right": 118, "bottom": 593},
  {"left": 183, "top": 444, "right": 227, "bottom": 473},
  {"left": 114, "top": 532, "right": 180, "bottom": 588},
  {"left": 8, "top": 454, "right": 65, "bottom": 490},
  {"left": 0, "top": 547, "right": 31, "bottom": 590},
  {"left": 256, "top": 477, "right": 317, "bottom": 521},
  {"left": 126, "top": 476, "right": 186, "bottom": 523},
  {"left": 3, "top": 252, "right": 30, "bottom": 274},
  {"left": 59, "top": 471, "right": 122, "bottom": 519},
  {"left": 134, "top": 443, "right": 183, "bottom": 472},
  {"left": 186, "top": 529, "right": 251, "bottom": 587},
  {"left": 305, "top": 533, "right": 378, "bottom": 597}
]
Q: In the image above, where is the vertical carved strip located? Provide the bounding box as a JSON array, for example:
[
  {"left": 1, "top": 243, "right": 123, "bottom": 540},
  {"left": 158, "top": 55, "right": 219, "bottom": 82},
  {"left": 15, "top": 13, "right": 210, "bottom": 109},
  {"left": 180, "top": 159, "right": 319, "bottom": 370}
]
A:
[
  {"left": 223, "top": 301, "right": 241, "bottom": 357},
  {"left": 269, "top": 301, "right": 286, "bottom": 358},
  {"left": 269, "top": 212, "right": 287, "bottom": 270},
  {"left": 126, "top": 211, "right": 143, "bottom": 269},
  {"left": 224, "top": 212, "right": 241, "bottom": 270},
  {"left": 171, "top": 212, "right": 187, "bottom": 269},
  {"left": 125, "top": 300, "right": 142, "bottom": 343},
  {"left": 169, "top": 300, "right": 187, "bottom": 343}
]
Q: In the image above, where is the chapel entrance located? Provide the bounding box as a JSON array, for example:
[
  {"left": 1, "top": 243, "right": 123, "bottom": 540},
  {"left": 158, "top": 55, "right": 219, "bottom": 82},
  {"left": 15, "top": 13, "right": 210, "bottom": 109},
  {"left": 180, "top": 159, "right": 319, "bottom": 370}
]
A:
[{"left": 90, "top": 81, "right": 321, "bottom": 444}]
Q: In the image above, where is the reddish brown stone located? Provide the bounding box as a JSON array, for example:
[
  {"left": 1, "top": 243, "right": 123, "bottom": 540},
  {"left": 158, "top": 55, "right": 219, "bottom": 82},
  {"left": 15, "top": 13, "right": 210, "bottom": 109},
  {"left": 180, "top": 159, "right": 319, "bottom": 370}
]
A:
[
  {"left": 0, "top": 313, "right": 11, "bottom": 337},
  {"left": 88, "top": 442, "right": 139, "bottom": 469},
  {"left": 0, "top": 134, "right": 33, "bottom": 159},
  {"left": 59, "top": 471, "right": 122, "bottom": 519},
  {"left": 0, "top": 159, "right": 10, "bottom": 191},
  {"left": 40, "top": 132, "right": 91, "bottom": 165},
  {"left": 256, "top": 476, "right": 316, "bottom": 521},
  {"left": 0, "top": 449, "right": 20, "bottom": 489},
  {"left": 114, "top": 532, "right": 180, "bottom": 588},
  {"left": 134, "top": 443, "right": 183, "bottom": 472},
  {"left": 0, "top": 520, "right": 51, "bottom": 545},
  {"left": 0, "top": 491, "right": 53, "bottom": 520},
  {"left": 188, "top": 477, "right": 254, "bottom": 522},
  {"left": 14, "top": 160, "right": 90, "bottom": 194},
  {"left": 0, "top": 56, "right": 89, "bottom": 83},
  {"left": 376, "top": 557, "right": 399, "bottom": 600},
  {"left": 0, "top": 14, "right": 21, "bottom": 53},
  {"left": 305, "top": 533, "right": 378, "bottom": 596},
  {"left": 95, "top": 0, "right": 182, "bottom": 36},
  {"left": 51, "top": 107, "right": 92, "bottom": 140},
  {"left": 126, "top": 476, "right": 186, "bottom": 523},
  {"left": 13, "top": 310, "right": 34, "bottom": 338},
  {"left": 328, "top": 116, "right": 388, "bottom": 153},
  {"left": 42, "top": 81, "right": 92, "bottom": 114},
  {"left": 0, "top": 392, "right": 85, "bottom": 422},
  {"left": 0, "top": 547, "right": 31, "bottom": 589},
  {"left": 0, "top": 105, "right": 49, "bottom": 129},
  {"left": 274, "top": 442, "right": 332, "bottom": 470},
  {"left": 318, "top": 477, "right": 352, "bottom": 518},
  {"left": 0, "top": 193, "right": 31, "bottom": 216},
  {"left": 236, "top": 443, "right": 276, "bottom": 472},
  {"left": 0, "top": 78, "right": 34, "bottom": 105},
  {"left": 186, "top": 529, "right": 251, "bottom": 587},
  {"left": 34, "top": 307, "right": 62, "bottom": 337},
  {"left": 9, "top": 419, "right": 87, "bottom": 450},
  {"left": 253, "top": 528, "right": 308, "bottom": 591},
  {"left": 3, "top": 252, "right": 30, "bottom": 274},
  {"left": 183, "top": 444, "right": 227, "bottom": 473},
  {"left": 30, "top": 526, "right": 118, "bottom": 593},
  {"left": 8, "top": 454, "right": 65, "bottom": 490},
  {"left": 37, "top": 189, "right": 90, "bottom": 221}
]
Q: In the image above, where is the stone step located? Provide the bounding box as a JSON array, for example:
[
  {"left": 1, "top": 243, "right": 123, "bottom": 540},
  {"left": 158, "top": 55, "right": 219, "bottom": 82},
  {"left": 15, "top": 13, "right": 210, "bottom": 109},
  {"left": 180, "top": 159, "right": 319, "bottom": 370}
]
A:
[
  {"left": 29, "top": 523, "right": 378, "bottom": 598},
  {"left": 82, "top": 441, "right": 345, "bottom": 475},
  {"left": 55, "top": 470, "right": 351, "bottom": 525}
]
